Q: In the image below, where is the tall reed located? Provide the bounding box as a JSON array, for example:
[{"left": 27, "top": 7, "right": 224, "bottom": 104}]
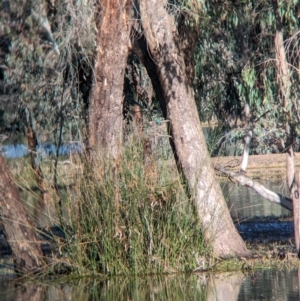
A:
[{"left": 59, "top": 139, "right": 208, "bottom": 276}]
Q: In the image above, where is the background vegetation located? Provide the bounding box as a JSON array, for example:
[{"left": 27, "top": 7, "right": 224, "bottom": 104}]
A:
[{"left": 1, "top": 0, "right": 299, "bottom": 154}]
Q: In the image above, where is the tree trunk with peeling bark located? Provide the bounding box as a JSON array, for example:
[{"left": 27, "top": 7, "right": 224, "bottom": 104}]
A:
[
  {"left": 88, "top": 0, "right": 132, "bottom": 173},
  {"left": 0, "top": 154, "right": 44, "bottom": 274},
  {"left": 134, "top": 0, "right": 249, "bottom": 257}
]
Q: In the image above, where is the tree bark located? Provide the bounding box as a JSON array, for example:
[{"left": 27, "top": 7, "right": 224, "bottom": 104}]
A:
[
  {"left": 137, "top": 0, "right": 249, "bottom": 257},
  {"left": 27, "top": 126, "right": 45, "bottom": 202},
  {"left": 272, "top": 0, "right": 299, "bottom": 256},
  {"left": 23, "top": 107, "right": 47, "bottom": 225},
  {"left": 88, "top": 0, "right": 132, "bottom": 172},
  {"left": 0, "top": 154, "right": 44, "bottom": 274}
]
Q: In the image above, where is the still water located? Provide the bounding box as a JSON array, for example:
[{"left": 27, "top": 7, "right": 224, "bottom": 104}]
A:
[
  {"left": 222, "top": 180, "right": 292, "bottom": 221},
  {"left": 0, "top": 268, "right": 298, "bottom": 301}
]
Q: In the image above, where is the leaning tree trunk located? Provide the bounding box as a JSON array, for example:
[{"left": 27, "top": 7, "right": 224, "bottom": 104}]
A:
[
  {"left": 0, "top": 154, "right": 44, "bottom": 274},
  {"left": 88, "top": 0, "right": 132, "bottom": 175},
  {"left": 137, "top": 0, "right": 249, "bottom": 257}
]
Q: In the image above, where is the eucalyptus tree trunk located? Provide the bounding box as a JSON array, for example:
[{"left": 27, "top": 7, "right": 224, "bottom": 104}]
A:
[
  {"left": 272, "top": 0, "right": 299, "bottom": 256},
  {"left": 89, "top": 0, "right": 248, "bottom": 257},
  {"left": 88, "top": 0, "right": 132, "bottom": 174},
  {"left": 0, "top": 154, "right": 44, "bottom": 274},
  {"left": 135, "top": 0, "right": 249, "bottom": 257}
]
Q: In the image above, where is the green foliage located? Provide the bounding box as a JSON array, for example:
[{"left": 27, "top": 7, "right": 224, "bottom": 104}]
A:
[
  {"left": 1, "top": 0, "right": 299, "bottom": 155},
  {"left": 194, "top": 0, "right": 300, "bottom": 154}
]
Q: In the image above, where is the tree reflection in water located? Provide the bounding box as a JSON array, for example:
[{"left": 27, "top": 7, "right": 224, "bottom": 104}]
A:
[{"left": 0, "top": 268, "right": 299, "bottom": 301}]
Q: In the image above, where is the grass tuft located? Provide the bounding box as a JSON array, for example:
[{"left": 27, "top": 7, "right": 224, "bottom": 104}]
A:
[{"left": 48, "top": 140, "right": 210, "bottom": 276}]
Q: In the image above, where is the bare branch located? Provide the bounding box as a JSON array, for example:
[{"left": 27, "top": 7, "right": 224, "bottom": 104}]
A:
[{"left": 215, "top": 166, "right": 293, "bottom": 212}]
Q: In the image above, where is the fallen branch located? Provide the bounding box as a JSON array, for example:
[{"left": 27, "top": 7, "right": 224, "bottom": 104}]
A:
[{"left": 215, "top": 166, "right": 293, "bottom": 211}]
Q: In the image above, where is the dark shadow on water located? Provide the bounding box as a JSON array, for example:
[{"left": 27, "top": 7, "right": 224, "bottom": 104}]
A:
[{"left": 236, "top": 220, "right": 293, "bottom": 242}]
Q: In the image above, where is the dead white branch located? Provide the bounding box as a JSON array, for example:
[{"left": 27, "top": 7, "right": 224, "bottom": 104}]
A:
[{"left": 215, "top": 167, "right": 293, "bottom": 211}]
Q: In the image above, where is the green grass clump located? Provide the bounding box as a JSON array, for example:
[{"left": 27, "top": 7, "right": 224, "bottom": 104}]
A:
[{"left": 58, "top": 141, "right": 208, "bottom": 276}]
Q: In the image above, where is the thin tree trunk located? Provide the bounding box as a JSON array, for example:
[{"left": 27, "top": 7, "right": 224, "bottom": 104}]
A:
[
  {"left": 0, "top": 154, "right": 44, "bottom": 274},
  {"left": 272, "top": 0, "right": 299, "bottom": 256},
  {"left": 88, "top": 0, "right": 133, "bottom": 238},
  {"left": 137, "top": 0, "right": 249, "bottom": 257},
  {"left": 127, "top": 59, "right": 155, "bottom": 182},
  {"left": 88, "top": 0, "right": 132, "bottom": 175},
  {"left": 240, "top": 104, "right": 253, "bottom": 173},
  {"left": 26, "top": 126, "right": 47, "bottom": 223},
  {"left": 23, "top": 107, "right": 47, "bottom": 226},
  {"left": 240, "top": 127, "right": 252, "bottom": 173}
]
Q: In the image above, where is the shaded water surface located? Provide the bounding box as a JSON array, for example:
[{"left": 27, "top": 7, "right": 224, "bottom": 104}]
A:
[
  {"left": 0, "top": 268, "right": 299, "bottom": 301},
  {"left": 222, "top": 181, "right": 294, "bottom": 242},
  {"left": 223, "top": 180, "right": 292, "bottom": 220}
]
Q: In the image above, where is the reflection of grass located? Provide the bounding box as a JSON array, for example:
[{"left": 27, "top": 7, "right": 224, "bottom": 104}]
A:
[
  {"left": 85, "top": 275, "right": 208, "bottom": 301},
  {"left": 7, "top": 141, "right": 209, "bottom": 276},
  {"left": 0, "top": 272, "right": 209, "bottom": 300}
]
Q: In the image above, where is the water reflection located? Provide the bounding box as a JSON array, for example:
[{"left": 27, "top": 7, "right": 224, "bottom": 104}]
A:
[
  {"left": 238, "top": 268, "right": 299, "bottom": 301},
  {"left": 0, "top": 275, "right": 207, "bottom": 301},
  {"left": 207, "top": 272, "right": 245, "bottom": 301},
  {"left": 0, "top": 268, "right": 299, "bottom": 301}
]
